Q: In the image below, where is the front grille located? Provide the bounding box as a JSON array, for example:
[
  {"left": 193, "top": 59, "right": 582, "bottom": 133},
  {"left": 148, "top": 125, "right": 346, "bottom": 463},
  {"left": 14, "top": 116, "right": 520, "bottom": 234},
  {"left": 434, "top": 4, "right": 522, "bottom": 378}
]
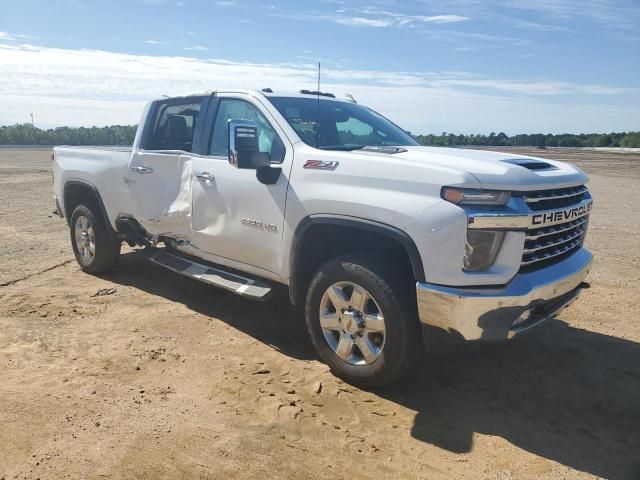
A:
[
  {"left": 522, "top": 185, "right": 588, "bottom": 211},
  {"left": 519, "top": 185, "right": 590, "bottom": 271}
]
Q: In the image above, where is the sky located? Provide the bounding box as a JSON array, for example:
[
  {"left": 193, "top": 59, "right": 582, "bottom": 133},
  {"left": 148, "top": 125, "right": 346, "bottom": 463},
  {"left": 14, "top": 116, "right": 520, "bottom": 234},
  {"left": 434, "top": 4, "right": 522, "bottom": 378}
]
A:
[{"left": 0, "top": 0, "right": 639, "bottom": 134}]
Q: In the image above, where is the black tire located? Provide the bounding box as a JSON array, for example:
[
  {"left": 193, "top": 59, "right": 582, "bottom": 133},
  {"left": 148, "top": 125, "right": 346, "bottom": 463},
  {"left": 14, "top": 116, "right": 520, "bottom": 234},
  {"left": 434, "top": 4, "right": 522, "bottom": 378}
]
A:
[
  {"left": 305, "top": 254, "right": 421, "bottom": 387},
  {"left": 69, "top": 204, "right": 121, "bottom": 273}
]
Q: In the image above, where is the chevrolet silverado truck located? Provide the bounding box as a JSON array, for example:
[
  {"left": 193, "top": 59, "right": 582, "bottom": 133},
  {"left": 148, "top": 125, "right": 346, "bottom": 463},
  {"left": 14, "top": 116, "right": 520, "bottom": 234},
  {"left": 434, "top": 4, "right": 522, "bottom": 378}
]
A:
[{"left": 52, "top": 89, "right": 593, "bottom": 386}]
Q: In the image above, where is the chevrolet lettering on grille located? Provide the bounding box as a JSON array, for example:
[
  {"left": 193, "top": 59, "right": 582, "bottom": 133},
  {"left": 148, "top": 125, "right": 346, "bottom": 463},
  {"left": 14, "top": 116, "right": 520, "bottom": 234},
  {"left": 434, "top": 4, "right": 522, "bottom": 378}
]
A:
[{"left": 531, "top": 200, "right": 593, "bottom": 227}]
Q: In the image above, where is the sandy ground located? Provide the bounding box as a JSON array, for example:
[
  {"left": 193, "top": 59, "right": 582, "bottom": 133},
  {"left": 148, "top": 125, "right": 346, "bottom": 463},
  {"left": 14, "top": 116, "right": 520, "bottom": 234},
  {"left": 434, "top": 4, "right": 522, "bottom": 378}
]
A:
[{"left": 0, "top": 147, "right": 638, "bottom": 480}]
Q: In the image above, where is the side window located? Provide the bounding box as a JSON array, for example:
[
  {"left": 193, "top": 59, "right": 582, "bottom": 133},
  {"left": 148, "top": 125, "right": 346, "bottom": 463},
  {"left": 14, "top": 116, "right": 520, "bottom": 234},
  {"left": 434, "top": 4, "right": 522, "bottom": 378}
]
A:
[
  {"left": 209, "top": 99, "right": 285, "bottom": 162},
  {"left": 144, "top": 98, "right": 203, "bottom": 152}
]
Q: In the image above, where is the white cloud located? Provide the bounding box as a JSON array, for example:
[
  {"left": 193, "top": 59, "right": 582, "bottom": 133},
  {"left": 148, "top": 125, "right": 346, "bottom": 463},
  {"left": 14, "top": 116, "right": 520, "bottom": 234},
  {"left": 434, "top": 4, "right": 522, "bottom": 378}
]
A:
[
  {"left": 503, "top": 0, "right": 639, "bottom": 25},
  {"left": 0, "top": 31, "right": 32, "bottom": 42},
  {"left": 430, "top": 77, "right": 635, "bottom": 96},
  {"left": 414, "top": 15, "right": 468, "bottom": 23},
  {"left": 145, "top": 39, "right": 168, "bottom": 45},
  {"left": 215, "top": 1, "right": 236, "bottom": 5},
  {"left": 422, "top": 28, "right": 530, "bottom": 49},
  {"left": 271, "top": 7, "right": 468, "bottom": 29},
  {"left": 508, "top": 19, "right": 573, "bottom": 32},
  {"left": 334, "top": 16, "right": 392, "bottom": 27},
  {"left": 420, "top": 0, "right": 640, "bottom": 29},
  {"left": 183, "top": 45, "right": 208, "bottom": 51},
  {"left": 0, "top": 43, "right": 637, "bottom": 133}
]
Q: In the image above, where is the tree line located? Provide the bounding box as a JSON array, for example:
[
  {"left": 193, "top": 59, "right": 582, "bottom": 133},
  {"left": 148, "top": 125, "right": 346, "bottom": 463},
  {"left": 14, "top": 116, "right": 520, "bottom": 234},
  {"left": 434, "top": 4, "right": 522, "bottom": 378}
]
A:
[
  {"left": 1, "top": 122, "right": 639, "bottom": 148},
  {"left": 415, "top": 131, "right": 640, "bottom": 148},
  {"left": 0, "top": 123, "right": 137, "bottom": 146}
]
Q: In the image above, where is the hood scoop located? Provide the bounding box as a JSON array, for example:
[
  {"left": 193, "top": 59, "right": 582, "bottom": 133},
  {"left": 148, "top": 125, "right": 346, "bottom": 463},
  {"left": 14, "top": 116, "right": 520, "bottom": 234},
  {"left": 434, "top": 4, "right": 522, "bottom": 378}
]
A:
[{"left": 502, "top": 158, "right": 558, "bottom": 171}]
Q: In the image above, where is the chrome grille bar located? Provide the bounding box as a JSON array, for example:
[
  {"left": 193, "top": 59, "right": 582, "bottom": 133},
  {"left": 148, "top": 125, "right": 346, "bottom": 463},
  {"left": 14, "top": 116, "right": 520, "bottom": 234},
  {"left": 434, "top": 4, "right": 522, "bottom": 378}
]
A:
[
  {"left": 525, "top": 218, "right": 587, "bottom": 240},
  {"left": 521, "top": 239, "right": 583, "bottom": 266},
  {"left": 524, "top": 228, "right": 586, "bottom": 254},
  {"left": 523, "top": 186, "right": 588, "bottom": 203}
]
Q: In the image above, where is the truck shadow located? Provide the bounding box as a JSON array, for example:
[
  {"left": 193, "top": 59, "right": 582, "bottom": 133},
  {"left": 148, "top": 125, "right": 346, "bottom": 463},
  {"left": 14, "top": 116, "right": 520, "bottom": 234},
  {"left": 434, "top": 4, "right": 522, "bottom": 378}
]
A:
[
  {"left": 383, "top": 327, "right": 640, "bottom": 479},
  {"left": 104, "top": 251, "right": 640, "bottom": 480},
  {"left": 103, "top": 251, "right": 314, "bottom": 361}
]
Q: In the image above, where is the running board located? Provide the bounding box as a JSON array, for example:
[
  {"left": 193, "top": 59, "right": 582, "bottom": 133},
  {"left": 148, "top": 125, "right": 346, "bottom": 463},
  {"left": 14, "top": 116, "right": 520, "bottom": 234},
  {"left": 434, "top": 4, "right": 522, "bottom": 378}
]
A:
[{"left": 148, "top": 249, "right": 273, "bottom": 301}]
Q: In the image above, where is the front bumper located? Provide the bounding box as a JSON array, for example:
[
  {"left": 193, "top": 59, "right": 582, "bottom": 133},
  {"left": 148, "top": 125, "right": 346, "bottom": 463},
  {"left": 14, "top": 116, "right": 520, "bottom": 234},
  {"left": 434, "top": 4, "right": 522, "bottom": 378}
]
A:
[{"left": 416, "top": 248, "right": 592, "bottom": 342}]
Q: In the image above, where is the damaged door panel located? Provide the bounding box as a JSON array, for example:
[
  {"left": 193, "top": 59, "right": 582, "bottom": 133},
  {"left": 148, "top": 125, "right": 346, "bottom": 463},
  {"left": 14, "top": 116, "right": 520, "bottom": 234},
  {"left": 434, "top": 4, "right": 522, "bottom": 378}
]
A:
[
  {"left": 123, "top": 94, "right": 207, "bottom": 241},
  {"left": 126, "top": 151, "right": 193, "bottom": 239}
]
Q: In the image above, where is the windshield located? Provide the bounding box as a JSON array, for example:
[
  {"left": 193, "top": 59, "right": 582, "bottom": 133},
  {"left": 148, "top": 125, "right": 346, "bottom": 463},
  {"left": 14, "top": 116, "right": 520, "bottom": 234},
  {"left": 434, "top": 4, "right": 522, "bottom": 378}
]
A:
[{"left": 267, "top": 96, "right": 420, "bottom": 151}]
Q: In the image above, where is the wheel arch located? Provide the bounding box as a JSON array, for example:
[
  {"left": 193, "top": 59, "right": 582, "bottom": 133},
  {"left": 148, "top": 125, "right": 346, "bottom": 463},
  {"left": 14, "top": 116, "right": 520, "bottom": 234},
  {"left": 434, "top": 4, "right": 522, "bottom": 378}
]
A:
[
  {"left": 289, "top": 214, "right": 425, "bottom": 306},
  {"left": 63, "top": 180, "right": 112, "bottom": 229}
]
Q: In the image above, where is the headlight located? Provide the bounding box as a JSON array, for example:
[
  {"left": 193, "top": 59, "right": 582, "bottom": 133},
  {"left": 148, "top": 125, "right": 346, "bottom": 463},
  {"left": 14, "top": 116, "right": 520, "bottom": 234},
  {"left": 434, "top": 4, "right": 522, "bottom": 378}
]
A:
[
  {"left": 442, "top": 187, "right": 510, "bottom": 206},
  {"left": 464, "top": 230, "right": 505, "bottom": 271}
]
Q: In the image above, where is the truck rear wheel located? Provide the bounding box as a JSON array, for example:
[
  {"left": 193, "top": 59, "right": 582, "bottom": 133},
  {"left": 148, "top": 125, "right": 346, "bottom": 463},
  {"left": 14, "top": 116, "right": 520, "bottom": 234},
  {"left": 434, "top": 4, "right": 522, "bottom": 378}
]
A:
[
  {"left": 70, "top": 204, "right": 121, "bottom": 273},
  {"left": 305, "top": 254, "right": 421, "bottom": 387}
]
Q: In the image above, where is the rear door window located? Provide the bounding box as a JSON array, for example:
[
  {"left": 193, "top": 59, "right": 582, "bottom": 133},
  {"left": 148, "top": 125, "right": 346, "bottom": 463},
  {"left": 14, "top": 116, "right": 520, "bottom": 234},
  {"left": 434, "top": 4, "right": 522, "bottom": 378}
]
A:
[{"left": 144, "top": 97, "right": 205, "bottom": 152}]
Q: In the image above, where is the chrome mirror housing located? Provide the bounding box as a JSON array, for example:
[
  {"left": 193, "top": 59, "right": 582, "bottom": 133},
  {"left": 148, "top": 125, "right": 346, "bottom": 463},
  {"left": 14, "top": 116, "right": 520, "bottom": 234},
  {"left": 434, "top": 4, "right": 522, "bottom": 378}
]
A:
[{"left": 228, "top": 119, "right": 269, "bottom": 169}]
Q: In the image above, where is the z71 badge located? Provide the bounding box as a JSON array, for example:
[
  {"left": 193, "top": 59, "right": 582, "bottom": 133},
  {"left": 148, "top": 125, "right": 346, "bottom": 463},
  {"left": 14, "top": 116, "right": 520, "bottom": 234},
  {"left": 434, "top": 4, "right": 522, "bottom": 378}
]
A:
[{"left": 303, "top": 160, "right": 339, "bottom": 170}]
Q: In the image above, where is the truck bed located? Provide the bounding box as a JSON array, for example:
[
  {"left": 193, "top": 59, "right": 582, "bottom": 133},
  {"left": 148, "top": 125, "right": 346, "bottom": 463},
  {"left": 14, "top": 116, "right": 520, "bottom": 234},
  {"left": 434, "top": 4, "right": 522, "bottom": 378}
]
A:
[
  {"left": 54, "top": 145, "right": 132, "bottom": 156},
  {"left": 52, "top": 145, "right": 133, "bottom": 228},
  {"left": 55, "top": 146, "right": 132, "bottom": 151}
]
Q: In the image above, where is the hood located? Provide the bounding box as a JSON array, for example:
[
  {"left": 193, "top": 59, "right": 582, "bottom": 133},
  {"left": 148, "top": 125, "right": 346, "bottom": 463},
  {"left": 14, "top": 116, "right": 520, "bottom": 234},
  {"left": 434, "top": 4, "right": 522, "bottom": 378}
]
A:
[{"left": 368, "top": 146, "right": 589, "bottom": 191}]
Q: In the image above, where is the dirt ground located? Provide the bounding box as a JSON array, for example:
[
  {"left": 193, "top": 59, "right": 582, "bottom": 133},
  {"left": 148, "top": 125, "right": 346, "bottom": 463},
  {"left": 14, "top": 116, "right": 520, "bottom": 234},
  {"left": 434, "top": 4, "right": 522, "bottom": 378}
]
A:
[{"left": 1, "top": 147, "right": 638, "bottom": 480}]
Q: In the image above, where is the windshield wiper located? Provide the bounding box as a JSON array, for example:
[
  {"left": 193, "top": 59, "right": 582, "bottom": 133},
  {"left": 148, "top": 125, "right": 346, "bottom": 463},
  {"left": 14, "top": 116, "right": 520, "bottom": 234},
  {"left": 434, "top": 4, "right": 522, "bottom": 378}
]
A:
[
  {"left": 317, "top": 145, "right": 362, "bottom": 151},
  {"left": 317, "top": 145, "right": 409, "bottom": 153}
]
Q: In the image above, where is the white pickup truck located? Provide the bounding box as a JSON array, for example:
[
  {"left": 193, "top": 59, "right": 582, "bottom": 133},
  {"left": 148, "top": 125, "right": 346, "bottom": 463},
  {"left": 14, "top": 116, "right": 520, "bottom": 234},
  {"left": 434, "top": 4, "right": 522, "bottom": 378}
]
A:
[{"left": 52, "top": 89, "right": 593, "bottom": 386}]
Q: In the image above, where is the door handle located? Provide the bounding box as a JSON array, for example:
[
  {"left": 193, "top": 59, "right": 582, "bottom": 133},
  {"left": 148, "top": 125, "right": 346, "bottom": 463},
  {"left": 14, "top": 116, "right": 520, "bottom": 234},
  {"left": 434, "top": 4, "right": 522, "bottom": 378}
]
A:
[
  {"left": 131, "top": 165, "right": 154, "bottom": 174},
  {"left": 195, "top": 172, "right": 215, "bottom": 183}
]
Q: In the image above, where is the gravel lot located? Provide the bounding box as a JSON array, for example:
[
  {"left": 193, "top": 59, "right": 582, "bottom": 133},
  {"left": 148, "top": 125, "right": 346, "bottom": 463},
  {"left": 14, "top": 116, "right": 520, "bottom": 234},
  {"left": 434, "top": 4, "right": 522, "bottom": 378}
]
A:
[{"left": 1, "top": 147, "right": 638, "bottom": 479}]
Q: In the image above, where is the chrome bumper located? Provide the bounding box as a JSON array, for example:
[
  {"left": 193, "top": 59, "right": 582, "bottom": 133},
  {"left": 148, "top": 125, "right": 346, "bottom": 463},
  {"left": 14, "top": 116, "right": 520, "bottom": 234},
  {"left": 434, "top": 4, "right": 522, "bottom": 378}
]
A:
[{"left": 416, "top": 248, "right": 592, "bottom": 342}]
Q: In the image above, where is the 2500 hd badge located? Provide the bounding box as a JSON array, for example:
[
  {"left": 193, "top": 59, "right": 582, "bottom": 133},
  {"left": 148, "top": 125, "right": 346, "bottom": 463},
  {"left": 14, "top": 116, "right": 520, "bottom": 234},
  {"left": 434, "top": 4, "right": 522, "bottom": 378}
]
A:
[{"left": 532, "top": 200, "right": 593, "bottom": 226}]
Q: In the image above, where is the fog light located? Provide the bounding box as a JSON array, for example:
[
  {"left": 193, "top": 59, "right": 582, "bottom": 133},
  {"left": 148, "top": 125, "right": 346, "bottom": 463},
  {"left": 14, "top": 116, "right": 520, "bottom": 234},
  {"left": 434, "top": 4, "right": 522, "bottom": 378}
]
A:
[{"left": 464, "top": 230, "right": 505, "bottom": 271}]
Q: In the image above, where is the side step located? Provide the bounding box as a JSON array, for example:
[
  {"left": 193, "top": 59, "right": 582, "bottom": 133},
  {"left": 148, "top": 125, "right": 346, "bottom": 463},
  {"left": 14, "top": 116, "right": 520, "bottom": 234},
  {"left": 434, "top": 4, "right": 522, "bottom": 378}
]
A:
[{"left": 148, "top": 249, "right": 273, "bottom": 301}]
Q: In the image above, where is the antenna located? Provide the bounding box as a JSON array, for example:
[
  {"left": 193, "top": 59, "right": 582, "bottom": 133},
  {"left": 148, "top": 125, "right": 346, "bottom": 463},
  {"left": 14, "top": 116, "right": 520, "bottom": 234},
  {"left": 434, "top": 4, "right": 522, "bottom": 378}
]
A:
[{"left": 315, "top": 62, "right": 320, "bottom": 149}]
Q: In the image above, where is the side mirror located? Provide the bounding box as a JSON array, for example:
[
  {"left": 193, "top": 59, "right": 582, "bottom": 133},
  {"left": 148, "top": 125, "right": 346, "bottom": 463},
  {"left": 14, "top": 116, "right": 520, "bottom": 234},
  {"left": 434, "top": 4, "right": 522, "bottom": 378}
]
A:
[{"left": 228, "top": 119, "right": 271, "bottom": 169}]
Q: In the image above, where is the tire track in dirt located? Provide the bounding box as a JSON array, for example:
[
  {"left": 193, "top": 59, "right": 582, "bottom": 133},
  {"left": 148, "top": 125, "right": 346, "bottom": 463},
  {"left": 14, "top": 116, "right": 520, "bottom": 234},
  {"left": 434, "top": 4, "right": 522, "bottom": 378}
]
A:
[{"left": 0, "top": 258, "right": 74, "bottom": 287}]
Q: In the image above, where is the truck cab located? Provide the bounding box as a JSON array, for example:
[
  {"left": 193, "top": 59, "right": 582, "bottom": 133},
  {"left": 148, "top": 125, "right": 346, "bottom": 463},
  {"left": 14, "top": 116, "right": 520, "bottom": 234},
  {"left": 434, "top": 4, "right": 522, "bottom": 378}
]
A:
[{"left": 53, "top": 89, "right": 593, "bottom": 386}]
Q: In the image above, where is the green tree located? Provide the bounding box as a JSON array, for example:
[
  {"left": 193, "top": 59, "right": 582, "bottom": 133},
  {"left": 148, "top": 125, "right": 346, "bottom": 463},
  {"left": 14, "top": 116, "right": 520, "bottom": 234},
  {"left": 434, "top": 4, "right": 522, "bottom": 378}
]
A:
[{"left": 0, "top": 124, "right": 137, "bottom": 146}]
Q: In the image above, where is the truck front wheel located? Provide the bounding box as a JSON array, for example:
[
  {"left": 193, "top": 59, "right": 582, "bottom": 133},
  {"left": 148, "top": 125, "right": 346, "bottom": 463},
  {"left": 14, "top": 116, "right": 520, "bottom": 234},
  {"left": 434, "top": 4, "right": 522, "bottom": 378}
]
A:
[
  {"left": 305, "top": 254, "right": 421, "bottom": 387},
  {"left": 70, "top": 204, "right": 121, "bottom": 273}
]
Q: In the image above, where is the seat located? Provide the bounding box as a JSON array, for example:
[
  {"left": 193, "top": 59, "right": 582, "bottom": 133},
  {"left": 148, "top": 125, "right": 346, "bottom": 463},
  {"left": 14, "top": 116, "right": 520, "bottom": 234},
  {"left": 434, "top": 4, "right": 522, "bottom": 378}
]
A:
[
  {"left": 318, "top": 117, "right": 339, "bottom": 146},
  {"left": 164, "top": 115, "right": 192, "bottom": 151}
]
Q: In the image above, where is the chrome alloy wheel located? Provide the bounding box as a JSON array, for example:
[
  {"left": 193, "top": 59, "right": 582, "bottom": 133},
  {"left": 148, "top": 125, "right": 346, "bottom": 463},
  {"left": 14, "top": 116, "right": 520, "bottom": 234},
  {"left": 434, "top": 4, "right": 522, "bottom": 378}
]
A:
[
  {"left": 74, "top": 215, "right": 96, "bottom": 263},
  {"left": 319, "top": 281, "right": 386, "bottom": 365}
]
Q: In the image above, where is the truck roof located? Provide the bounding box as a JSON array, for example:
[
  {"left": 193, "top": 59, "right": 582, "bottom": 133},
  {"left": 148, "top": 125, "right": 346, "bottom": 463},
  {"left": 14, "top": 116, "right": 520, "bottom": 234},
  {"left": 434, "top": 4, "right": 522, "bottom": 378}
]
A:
[{"left": 154, "top": 89, "right": 355, "bottom": 104}]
